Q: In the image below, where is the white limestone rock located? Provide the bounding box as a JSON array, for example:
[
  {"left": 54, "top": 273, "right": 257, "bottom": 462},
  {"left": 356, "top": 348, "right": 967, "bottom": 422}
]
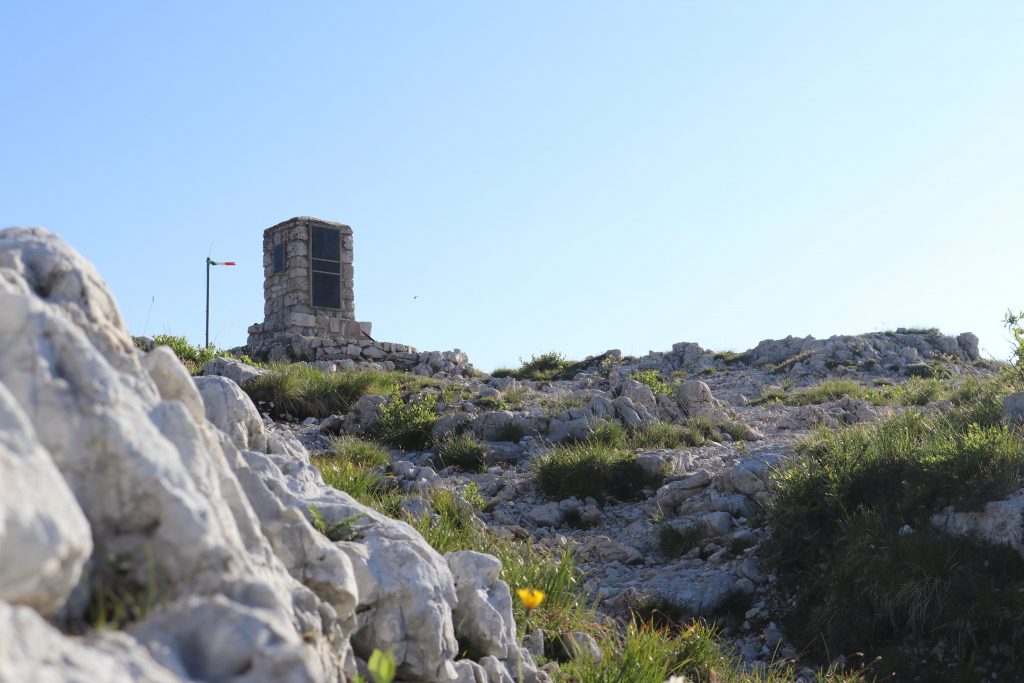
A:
[
  {"left": 194, "top": 375, "right": 270, "bottom": 453},
  {"left": 446, "top": 551, "right": 516, "bottom": 659},
  {"left": 931, "top": 489, "right": 1024, "bottom": 558},
  {"left": 0, "top": 383, "right": 92, "bottom": 616},
  {"left": 676, "top": 381, "right": 729, "bottom": 423},
  {"left": 0, "top": 602, "right": 181, "bottom": 683},
  {"left": 201, "top": 357, "right": 268, "bottom": 386},
  {"left": 0, "top": 228, "right": 344, "bottom": 682}
]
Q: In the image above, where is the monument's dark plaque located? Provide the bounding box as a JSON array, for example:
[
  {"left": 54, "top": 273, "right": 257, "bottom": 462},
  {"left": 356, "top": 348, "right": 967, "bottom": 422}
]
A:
[
  {"left": 273, "top": 243, "right": 284, "bottom": 273},
  {"left": 310, "top": 226, "right": 342, "bottom": 309}
]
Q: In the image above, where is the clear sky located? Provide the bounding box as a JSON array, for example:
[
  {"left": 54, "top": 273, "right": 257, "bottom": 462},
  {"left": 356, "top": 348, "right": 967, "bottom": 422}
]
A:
[{"left": 3, "top": 2, "right": 1022, "bottom": 371}]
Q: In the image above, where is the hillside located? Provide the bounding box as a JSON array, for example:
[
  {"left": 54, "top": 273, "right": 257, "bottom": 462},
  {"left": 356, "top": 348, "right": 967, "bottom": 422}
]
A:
[{"left": 3, "top": 229, "right": 1023, "bottom": 683}]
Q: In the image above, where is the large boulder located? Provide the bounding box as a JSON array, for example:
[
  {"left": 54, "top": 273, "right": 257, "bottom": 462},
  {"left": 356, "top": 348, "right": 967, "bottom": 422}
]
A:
[{"left": 675, "top": 381, "right": 729, "bottom": 423}]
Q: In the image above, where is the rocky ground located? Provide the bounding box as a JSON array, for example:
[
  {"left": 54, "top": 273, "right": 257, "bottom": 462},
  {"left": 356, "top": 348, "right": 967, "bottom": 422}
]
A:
[
  {"left": 216, "top": 325, "right": 993, "bottom": 678},
  {"left": 2, "top": 227, "right": 1014, "bottom": 683}
]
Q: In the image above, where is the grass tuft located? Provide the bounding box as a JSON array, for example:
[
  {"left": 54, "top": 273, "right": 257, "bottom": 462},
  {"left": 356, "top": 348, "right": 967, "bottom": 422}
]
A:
[
  {"left": 533, "top": 442, "right": 663, "bottom": 501},
  {"left": 244, "top": 364, "right": 415, "bottom": 418},
  {"left": 435, "top": 432, "right": 488, "bottom": 472}
]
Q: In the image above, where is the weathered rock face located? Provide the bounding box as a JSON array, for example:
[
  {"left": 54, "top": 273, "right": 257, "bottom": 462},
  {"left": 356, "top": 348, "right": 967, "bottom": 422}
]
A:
[{"left": 0, "top": 228, "right": 348, "bottom": 681}]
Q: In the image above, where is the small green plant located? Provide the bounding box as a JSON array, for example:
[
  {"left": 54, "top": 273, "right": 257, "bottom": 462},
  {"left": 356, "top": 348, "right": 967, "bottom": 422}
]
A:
[
  {"left": 435, "top": 432, "right": 488, "bottom": 472},
  {"left": 307, "top": 505, "right": 365, "bottom": 542},
  {"left": 441, "top": 381, "right": 470, "bottom": 404},
  {"left": 353, "top": 648, "right": 397, "bottom": 683},
  {"left": 462, "top": 482, "right": 486, "bottom": 509},
  {"left": 503, "top": 386, "right": 530, "bottom": 409},
  {"left": 474, "top": 395, "right": 508, "bottom": 411},
  {"left": 374, "top": 391, "right": 438, "bottom": 450},
  {"left": 83, "top": 550, "right": 161, "bottom": 631},
  {"left": 494, "top": 420, "right": 526, "bottom": 442},
  {"left": 630, "top": 370, "right": 673, "bottom": 396},
  {"left": 627, "top": 593, "right": 691, "bottom": 631},
  {"left": 540, "top": 392, "right": 590, "bottom": 418},
  {"left": 712, "top": 350, "right": 751, "bottom": 365},
  {"left": 628, "top": 421, "right": 707, "bottom": 449},
  {"left": 1006, "top": 309, "right": 1024, "bottom": 381}
]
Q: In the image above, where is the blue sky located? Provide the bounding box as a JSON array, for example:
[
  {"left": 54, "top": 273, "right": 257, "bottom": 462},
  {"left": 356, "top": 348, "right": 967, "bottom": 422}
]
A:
[{"left": 3, "top": 2, "right": 1022, "bottom": 371}]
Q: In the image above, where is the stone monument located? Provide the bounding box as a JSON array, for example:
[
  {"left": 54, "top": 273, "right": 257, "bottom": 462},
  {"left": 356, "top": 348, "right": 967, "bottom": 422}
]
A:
[
  {"left": 247, "top": 217, "right": 372, "bottom": 356},
  {"left": 246, "top": 217, "right": 473, "bottom": 377}
]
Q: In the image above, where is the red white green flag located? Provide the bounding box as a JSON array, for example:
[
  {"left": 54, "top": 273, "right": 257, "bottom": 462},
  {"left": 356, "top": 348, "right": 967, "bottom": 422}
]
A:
[{"left": 207, "top": 259, "right": 237, "bottom": 266}]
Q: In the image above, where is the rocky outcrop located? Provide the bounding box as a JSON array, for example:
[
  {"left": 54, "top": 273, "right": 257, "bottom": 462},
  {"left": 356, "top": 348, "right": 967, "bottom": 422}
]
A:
[{"left": 0, "top": 228, "right": 534, "bottom": 683}]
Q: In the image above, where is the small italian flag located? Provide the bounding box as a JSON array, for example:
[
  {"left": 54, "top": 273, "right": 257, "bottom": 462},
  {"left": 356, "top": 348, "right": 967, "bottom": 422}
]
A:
[{"left": 207, "top": 258, "right": 237, "bottom": 266}]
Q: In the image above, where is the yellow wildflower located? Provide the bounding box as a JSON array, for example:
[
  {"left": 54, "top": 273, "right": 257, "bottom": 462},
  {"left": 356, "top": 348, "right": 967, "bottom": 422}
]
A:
[{"left": 517, "top": 588, "right": 546, "bottom": 610}]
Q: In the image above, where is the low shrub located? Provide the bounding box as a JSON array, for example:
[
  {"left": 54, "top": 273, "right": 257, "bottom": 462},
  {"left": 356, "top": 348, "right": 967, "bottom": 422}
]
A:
[
  {"left": 372, "top": 391, "right": 438, "bottom": 451},
  {"left": 435, "top": 433, "right": 488, "bottom": 472},
  {"left": 752, "top": 376, "right": 958, "bottom": 408},
  {"left": 712, "top": 350, "right": 751, "bottom": 365},
  {"left": 540, "top": 392, "right": 590, "bottom": 418}
]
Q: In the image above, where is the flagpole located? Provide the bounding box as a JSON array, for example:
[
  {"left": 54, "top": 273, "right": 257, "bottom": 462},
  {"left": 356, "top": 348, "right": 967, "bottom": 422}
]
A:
[
  {"left": 205, "top": 257, "right": 211, "bottom": 348},
  {"left": 205, "top": 258, "right": 236, "bottom": 349}
]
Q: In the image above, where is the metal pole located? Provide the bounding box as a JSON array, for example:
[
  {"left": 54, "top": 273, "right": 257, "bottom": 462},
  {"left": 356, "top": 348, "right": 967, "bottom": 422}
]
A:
[{"left": 205, "top": 257, "right": 210, "bottom": 348}]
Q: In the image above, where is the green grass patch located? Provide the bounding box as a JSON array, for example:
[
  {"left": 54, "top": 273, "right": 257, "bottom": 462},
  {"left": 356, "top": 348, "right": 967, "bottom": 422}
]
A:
[
  {"left": 311, "top": 449, "right": 403, "bottom": 517},
  {"left": 532, "top": 442, "right": 664, "bottom": 501},
  {"left": 492, "top": 352, "right": 585, "bottom": 382},
  {"left": 408, "top": 488, "right": 593, "bottom": 637},
  {"left": 306, "top": 505, "right": 364, "bottom": 542},
  {"left": 751, "top": 376, "right": 958, "bottom": 408},
  {"left": 561, "top": 618, "right": 863, "bottom": 683},
  {"left": 243, "top": 364, "right": 417, "bottom": 418},
  {"left": 328, "top": 435, "right": 391, "bottom": 468},
  {"left": 539, "top": 392, "right": 590, "bottom": 418},
  {"left": 768, "top": 374, "right": 1024, "bottom": 673}
]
